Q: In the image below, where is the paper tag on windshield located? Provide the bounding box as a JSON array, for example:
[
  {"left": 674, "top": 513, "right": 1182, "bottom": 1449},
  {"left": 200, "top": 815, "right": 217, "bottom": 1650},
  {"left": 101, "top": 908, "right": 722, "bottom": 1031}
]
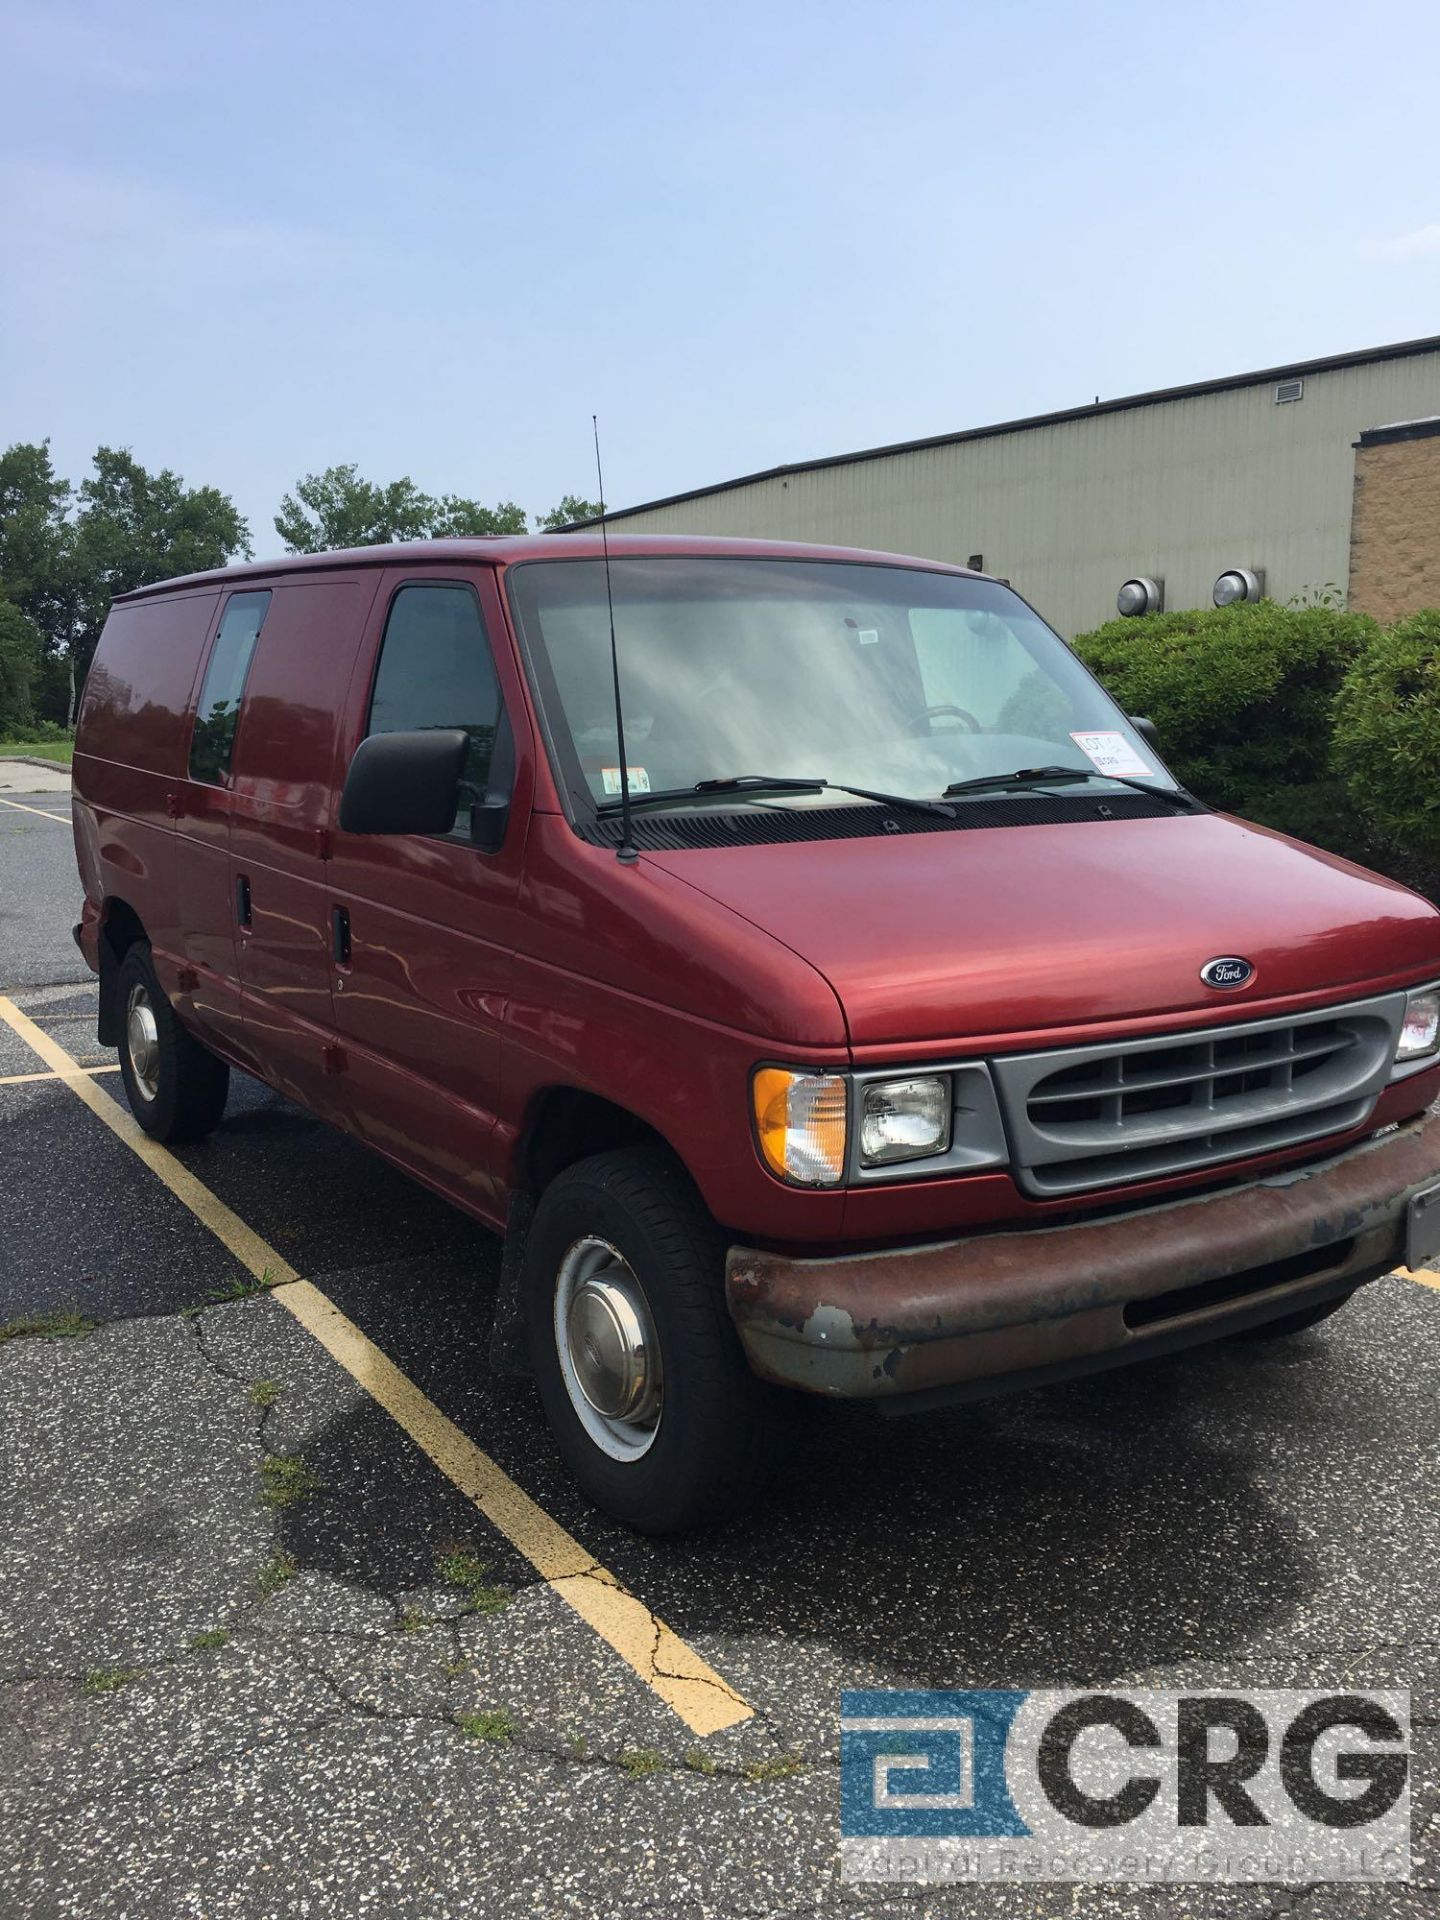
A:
[
  {"left": 601, "top": 766, "right": 650, "bottom": 795},
  {"left": 1069, "top": 731, "right": 1152, "bottom": 778}
]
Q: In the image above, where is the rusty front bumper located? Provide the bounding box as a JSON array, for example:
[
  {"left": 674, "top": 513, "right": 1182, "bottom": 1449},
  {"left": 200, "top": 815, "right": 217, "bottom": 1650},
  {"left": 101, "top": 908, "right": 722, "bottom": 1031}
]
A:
[{"left": 725, "top": 1111, "right": 1440, "bottom": 1403}]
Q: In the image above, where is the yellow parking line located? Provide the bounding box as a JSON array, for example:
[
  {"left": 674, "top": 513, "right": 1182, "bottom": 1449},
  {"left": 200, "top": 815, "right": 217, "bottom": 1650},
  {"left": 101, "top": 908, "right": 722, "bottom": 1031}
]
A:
[
  {"left": 1401, "top": 1267, "right": 1440, "bottom": 1291},
  {"left": 0, "top": 991, "right": 751, "bottom": 1736},
  {"left": 0, "top": 795, "right": 70, "bottom": 824},
  {"left": 0, "top": 1065, "right": 120, "bottom": 1086}
]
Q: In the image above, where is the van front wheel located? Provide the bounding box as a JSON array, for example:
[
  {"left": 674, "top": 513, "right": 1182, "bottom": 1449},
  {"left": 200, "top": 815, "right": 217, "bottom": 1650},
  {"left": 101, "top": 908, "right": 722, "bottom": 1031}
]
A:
[
  {"left": 116, "top": 944, "right": 230, "bottom": 1143},
  {"left": 523, "top": 1148, "right": 774, "bottom": 1533}
]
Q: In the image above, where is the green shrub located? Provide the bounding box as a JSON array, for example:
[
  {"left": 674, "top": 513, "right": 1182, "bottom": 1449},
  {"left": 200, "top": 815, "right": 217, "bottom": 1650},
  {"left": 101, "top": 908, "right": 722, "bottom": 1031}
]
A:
[
  {"left": 1071, "top": 601, "right": 1378, "bottom": 857},
  {"left": 1334, "top": 610, "right": 1440, "bottom": 882},
  {"left": 0, "top": 718, "right": 69, "bottom": 745}
]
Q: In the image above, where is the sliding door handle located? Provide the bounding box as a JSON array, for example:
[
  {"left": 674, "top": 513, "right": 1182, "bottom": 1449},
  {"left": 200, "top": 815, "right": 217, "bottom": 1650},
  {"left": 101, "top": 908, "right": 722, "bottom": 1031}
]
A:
[
  {"left": 235, "top": 874, "right": 252, "bottom": 928},
  {"left": 331, "top": 905, "right": 352, "bottom": 967}
]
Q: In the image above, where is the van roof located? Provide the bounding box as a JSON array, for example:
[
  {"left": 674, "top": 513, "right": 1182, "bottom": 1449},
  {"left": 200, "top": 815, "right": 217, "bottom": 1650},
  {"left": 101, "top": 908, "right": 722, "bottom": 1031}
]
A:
[{"left": 112, "top": 532, "right": 980, "bottom": 601}]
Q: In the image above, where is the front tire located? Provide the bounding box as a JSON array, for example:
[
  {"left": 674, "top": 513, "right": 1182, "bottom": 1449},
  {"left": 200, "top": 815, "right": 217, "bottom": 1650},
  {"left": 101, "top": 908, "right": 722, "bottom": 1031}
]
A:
[
  {"left": 523, "top": 1148, "right": 774, "bottom": 1533},
  {"left": 116, "top": 944, "right": 230, "bottom": 1143}
]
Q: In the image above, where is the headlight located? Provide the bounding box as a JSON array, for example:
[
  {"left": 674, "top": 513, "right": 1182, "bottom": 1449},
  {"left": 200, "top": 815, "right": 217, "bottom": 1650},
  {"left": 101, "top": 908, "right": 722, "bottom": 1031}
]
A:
[
  {"left": 859, "top": 1076, "right": 952, "bottom": 1166},
  {"left": 752, "top": 1068, "right": 847, "bottom": 1186},
  {"left": 1397, "top": 987, "right": 1440, "bottom": 1062}
]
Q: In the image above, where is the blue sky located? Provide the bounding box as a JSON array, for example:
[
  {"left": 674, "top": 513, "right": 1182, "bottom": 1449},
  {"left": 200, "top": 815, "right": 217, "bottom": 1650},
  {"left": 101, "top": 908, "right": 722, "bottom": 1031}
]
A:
[{"left": 3, "top": 0, "right": 1439, "bottom": 557}]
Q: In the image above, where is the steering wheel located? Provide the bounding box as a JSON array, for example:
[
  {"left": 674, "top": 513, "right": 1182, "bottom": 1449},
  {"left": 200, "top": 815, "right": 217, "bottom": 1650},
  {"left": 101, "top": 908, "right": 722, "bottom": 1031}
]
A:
[{"left": 922, "top": 702, "right": 983, "bottom": 733}]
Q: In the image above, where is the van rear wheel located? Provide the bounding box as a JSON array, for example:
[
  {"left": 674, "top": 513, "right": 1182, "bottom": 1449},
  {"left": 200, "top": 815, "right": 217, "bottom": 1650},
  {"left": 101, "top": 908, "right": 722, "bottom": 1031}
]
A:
[
  {"left": 523, "top": 1148, "right": 774, "bottom": 1533},
  {"left": 116, "top": 944, "right": 230, "bottom": 1143}
]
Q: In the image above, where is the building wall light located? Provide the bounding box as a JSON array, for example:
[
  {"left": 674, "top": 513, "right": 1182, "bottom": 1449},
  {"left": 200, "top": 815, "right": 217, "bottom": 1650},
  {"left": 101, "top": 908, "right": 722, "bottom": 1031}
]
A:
[
  {"left": 1117, "top": 576, "right": 1164, "bottom": 617},
  {"left": 1212, "top": 567, "right": 1265, "bottom": 607}
]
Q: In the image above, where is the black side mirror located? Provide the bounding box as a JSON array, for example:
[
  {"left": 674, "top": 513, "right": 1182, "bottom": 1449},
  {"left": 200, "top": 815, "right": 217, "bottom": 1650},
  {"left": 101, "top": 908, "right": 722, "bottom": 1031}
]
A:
[
  {"left": 1129, "top": 714, "right": 1160, "bottom": 752},
  {"left": 340, "top": 729, "right": 468, "bottom": 836},
  {"left": 467, "top": 713, "right": 515, "bottom": 854}
]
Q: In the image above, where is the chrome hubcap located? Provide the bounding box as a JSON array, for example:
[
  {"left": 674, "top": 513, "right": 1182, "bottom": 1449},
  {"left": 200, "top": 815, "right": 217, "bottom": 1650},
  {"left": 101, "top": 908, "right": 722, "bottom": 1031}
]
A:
[
  {"left": 125, "top": 984, "right": 161, "bottom": 1102},
  {"left": 555, "top": 1237, "right": 662, "bottom": 1461}
]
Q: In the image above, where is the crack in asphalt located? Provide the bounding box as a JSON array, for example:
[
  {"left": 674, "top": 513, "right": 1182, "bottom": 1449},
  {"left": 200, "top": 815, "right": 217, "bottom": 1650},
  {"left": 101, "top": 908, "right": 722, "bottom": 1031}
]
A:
[
  {"left": 539, "top": 1565, "right": 754, "bottom": 1727},
  {"left": 0, "top": 1620, "right": 814, "bottom": 1801},
  {"left": 0, "top": 1713, "right": 354, "bottom": 1821},
  {"left": 297, "top": 1648, "right": 811, "bottom": 1785}
]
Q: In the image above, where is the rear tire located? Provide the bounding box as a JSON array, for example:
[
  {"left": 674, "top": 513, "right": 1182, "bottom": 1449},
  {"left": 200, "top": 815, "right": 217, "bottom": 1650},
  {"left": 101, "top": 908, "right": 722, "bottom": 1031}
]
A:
[
  {"left": 523, "top": 1147, "right": 774, "bottom": 1533},
  {"left": 1230, "top": 1290, "right": 1355, "bottom": 1341},
  {"left": 116, "top": 943, "right": 230, "bottom": 1143}
]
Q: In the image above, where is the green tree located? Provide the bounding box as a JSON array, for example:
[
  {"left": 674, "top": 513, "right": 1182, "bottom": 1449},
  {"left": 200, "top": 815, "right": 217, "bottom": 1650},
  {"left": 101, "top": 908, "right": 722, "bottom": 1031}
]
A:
[
  {"left": 275, "top": 463, "right": 528, "bottom": 553},
  {"left": 0, "top": 599, "right": 44, "bottom": 735},
  {"left": 0, "top": 442, "right": 74, "bottom": 635},
  {"left": 536, "top": 494, "right": 603, "bottom": 530},
  {"left": 433, "top": 494, "right": 528, "bottom": 537},
  {"left": 2, "top": 441, "right": 252, "bottom": 723},
  {"left": 65, "top": 448, "right": 252, "bottom": 712}
]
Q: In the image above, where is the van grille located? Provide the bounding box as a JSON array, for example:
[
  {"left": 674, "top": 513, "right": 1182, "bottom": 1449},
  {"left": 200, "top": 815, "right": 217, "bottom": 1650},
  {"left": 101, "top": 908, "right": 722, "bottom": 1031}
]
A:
[{"left": 990, "top": 993, "right": 1406, "bottom": 1197}]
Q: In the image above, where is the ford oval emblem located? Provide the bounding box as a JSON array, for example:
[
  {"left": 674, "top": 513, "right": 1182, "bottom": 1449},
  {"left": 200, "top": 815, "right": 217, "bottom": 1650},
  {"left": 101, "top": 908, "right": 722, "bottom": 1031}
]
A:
[{"left": 1201, "top": 956, "right": 1254, "bottom": 990}]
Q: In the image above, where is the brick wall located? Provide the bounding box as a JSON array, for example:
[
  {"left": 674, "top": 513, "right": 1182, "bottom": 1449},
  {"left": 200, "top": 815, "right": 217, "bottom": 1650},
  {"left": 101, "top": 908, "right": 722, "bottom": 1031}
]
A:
[{"left": 1348, "top": 419, "right": 1440, "bottom": 621}]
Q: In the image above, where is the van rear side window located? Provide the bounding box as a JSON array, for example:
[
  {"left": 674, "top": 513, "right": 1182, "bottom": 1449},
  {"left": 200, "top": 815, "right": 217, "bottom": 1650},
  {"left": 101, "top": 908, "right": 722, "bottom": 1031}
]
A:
[{"left": 189, "top": 591, "right": 271, "bottom": 784}]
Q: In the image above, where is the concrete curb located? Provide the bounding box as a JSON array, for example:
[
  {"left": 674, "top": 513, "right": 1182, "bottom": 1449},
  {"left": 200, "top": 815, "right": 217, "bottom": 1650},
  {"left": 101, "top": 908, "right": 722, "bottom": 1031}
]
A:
[{"left": 0, "top": 755, "right": 73, "bottom": 775}]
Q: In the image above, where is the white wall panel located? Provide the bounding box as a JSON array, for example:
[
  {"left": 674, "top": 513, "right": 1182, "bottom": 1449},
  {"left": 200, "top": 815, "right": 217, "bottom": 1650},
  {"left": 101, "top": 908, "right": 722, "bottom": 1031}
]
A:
[{"left": 608, "top": 353, "right": 1440, "bottom": 635}]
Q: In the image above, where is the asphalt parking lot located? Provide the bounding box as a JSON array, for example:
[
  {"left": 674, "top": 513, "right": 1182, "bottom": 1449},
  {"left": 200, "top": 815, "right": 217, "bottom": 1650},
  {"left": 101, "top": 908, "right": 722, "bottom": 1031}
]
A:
[{"left": 0, "top": 780, "right": 1436, "bottom": 1920}]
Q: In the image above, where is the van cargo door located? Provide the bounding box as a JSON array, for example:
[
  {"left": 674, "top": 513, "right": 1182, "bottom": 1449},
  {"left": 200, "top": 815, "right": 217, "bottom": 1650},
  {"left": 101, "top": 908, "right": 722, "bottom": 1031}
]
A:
[{"left": 226, "top": 575, "right": 375, "bottom": 1125}]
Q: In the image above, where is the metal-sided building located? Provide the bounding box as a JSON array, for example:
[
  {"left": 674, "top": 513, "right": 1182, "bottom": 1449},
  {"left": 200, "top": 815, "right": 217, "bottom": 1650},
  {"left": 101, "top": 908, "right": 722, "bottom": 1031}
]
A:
[{"left": 594, "top": 335, "right": 1440, "bottom": 637}]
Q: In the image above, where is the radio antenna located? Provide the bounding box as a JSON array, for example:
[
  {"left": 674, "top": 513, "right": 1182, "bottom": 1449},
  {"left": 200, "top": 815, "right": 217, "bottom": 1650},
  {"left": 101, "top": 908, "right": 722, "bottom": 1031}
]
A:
[{"left": 593, "top": 415, "right": 637, "bottom": 864}]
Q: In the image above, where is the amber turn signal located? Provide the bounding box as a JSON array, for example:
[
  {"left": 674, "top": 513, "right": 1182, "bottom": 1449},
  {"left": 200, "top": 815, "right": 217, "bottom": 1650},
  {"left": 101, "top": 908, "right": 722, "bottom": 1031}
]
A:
[{"left": 752, "top": 1067, "right": 848, "bottom": 1186}]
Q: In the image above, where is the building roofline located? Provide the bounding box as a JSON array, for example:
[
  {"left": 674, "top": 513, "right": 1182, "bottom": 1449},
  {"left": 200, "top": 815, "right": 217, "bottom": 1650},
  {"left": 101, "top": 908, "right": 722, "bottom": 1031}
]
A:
[
  {"left": 1355, "top": 415, "right": 1440, "bottom": 448},
  {"left": 574, "top": 332, "right": 1440, "bottom": 526}
]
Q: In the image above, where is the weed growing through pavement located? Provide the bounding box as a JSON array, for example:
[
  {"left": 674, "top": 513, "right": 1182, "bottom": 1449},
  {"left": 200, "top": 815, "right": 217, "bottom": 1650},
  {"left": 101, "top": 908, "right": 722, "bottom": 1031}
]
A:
[
  {"left": 684, "top": 1749, "right": 718, "bottom": 1776},
  {"left": 188, "top": 1629, "right": 230, "bottom": 1652},
  {"left": 620, "top": 1748, "right": 665, "bottom": 1779},
  {"left": 458, "top": 1708, "right": 516, "bottom": 1742},
  {"left": 744, "top": 1753, "right": 804, "bottom": 1784},
  {"left": 257, "top": 1550, "right": 298, "bottom": 1597},
  {"left": 399, "top": 1608, "right": 430, "bottom": 1634},
  {"left": 248, "top": 1379, "right": 280, "bottom": 1409},
  {"left": 81, "top": 1667, "right": 141, "bottom": 1695},
  {"left": 208, "top": 1267, "right": 283, "bottom": 1305},
  {"left": 435, "top": 1545, "right": 509, "bottom": 1616},
  {"left": 0, "top": 1310, "right": 96, "bottom": 1345},
  {"left": 259, "top": 1454, "right": 321, "bottom": 1508}
]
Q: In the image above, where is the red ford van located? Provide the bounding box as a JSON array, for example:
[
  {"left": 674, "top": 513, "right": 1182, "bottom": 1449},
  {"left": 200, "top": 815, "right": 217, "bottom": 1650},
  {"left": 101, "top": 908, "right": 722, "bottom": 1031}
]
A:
[{"left": 73, "top": 536, "right": 1440, "bottom": 1529}]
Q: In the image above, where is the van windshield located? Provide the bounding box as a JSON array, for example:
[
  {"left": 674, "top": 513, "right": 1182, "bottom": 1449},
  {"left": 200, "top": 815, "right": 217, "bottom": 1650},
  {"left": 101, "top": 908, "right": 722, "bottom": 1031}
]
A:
[{"left": 506, "top": 556, "right": 1172, "bottom": 811}]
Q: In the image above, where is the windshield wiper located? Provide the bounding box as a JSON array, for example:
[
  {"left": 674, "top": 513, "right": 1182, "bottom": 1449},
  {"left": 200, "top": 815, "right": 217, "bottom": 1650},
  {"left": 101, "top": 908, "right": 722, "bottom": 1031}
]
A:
[
  {"left": 942, "top": 765, "right": 1203, "bottom": 811},
  {"left": 597, "top": 774, "right": 955, "bottom": 819}
]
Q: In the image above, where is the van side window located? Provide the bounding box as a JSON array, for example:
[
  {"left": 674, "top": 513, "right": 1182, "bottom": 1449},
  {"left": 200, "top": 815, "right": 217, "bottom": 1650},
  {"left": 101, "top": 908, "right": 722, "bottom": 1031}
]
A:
[
  {"left": 189, "top": 591, "right": 271, "bottom": 784},
  {"left": 368, "top": 583, "right": 501, "bottom": 836}
]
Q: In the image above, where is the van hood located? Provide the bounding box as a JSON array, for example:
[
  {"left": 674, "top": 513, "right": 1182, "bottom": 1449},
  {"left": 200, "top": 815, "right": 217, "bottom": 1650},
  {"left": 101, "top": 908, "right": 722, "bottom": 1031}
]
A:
[{"left": 647, "top": 813, "right": 1440, "bottom": 1048}]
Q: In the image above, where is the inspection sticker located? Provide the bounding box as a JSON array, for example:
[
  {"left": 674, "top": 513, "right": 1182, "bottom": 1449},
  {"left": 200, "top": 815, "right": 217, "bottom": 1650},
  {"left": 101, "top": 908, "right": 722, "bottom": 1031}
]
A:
[
  {"left": 1070, "top": 731, "right": 1152, "bottom": 779},
  {"left": 601, "top": 766, "right": 651, "bottom": 795}
]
